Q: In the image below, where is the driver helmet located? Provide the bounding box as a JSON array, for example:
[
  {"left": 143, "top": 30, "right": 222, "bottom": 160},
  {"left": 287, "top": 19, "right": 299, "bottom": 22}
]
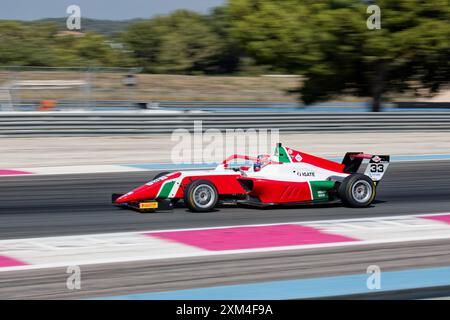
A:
[
  {"left": 253, "top": 154, "right": 271, "bottom": 172},
  {"left": 253, "top": 162, "right": 262, "bottom": 172}
]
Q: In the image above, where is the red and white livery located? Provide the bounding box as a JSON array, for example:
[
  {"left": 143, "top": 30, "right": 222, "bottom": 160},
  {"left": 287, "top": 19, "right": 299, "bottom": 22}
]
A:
[{"left": 112, "top": 143, "right": 390, "bottom": 212}]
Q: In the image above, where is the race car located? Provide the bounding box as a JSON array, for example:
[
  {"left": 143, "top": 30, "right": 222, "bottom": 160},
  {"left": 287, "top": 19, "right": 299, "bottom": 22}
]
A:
[{"left": 112, "top": 143, "right": 389, "bottom": 213}]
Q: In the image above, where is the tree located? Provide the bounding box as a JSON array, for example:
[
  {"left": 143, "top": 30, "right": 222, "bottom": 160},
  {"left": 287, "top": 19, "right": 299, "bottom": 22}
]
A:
[
  {"left": 228, "top": 0, "right": 450, "bottom": 111},
  {"left": 0, "top": 21, "right": 134, "bottom": 68},
  {"left": 0, "top": 21, "right": 59, "bottom": 66},
  {"left": 123, "top": 10, "right": 225, "bottom": 74},
  {"left": 208, "top": 6, "right": 242, "bottom": 74}
]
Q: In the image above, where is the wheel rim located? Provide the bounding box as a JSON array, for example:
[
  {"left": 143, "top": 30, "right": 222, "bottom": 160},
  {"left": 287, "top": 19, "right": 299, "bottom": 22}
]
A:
[
  {"left": 351, "top": 180, "right": 373, "bottom": 203},
  {"left": 192, "top": 184, "right": 216, "bottom": 209}
]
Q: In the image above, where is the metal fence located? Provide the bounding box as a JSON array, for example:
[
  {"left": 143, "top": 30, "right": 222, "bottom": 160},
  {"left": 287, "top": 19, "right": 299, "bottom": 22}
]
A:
[
  {"left": 3, "top": 99, "right": 450, "bottom": 113},
  {"left": 0, "top": 67, "right": 140, "bottom": 111},
  {"left": 0, "top": 100, "right": 303, "bottom": 112},
  {"left": 1, "top": 111, "right": 450, "bottom": 135}
]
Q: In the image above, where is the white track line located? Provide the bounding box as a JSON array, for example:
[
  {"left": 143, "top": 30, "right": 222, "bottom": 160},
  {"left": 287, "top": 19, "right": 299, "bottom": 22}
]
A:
[{"left": 0, "top": 212, "right": 449, "bottom": 272}]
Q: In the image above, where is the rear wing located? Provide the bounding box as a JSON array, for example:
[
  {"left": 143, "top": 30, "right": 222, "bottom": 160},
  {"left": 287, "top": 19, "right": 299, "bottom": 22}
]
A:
[{"left": 342, "top": 153, "right": 390, "bottom": 182}]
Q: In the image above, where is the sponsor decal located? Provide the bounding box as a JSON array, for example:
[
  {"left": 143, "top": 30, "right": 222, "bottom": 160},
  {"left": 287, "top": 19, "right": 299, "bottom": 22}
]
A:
[
  {"left": 297, "top": 170, "right": 315, "bottom": 177},
  {"left": 316, "top": 190, "right": 328, "bottom": 198},
  {"left": 146, "top": 175, "right": 169, "bottom": 186},
  {"left": 309, "top": 181, "right": 335, "bottom": 200},
  {"left": 139, "top": 202, "right": 158, "bottom": 209},
  {"left": 295, "top": 154, "right": 303, "bottom": 162},
  {"left": 365, "top": 157, "right": 389, "bottom": 181}
]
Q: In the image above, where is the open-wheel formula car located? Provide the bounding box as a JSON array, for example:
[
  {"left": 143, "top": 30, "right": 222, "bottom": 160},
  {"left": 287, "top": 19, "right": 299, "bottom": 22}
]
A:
[{"left": 112, "top": 143, "right": 389, "bottom": 213}]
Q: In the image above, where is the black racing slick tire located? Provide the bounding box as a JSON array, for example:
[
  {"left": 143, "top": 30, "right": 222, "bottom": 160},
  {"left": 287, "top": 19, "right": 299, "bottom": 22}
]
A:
[
  {"left": 153, "top": 171, "right": 170, "bottom": 180},
  {"left": 338, "top": 174, "right": 376, "bottom": 208},
  {"left": 184, "top": 180, "right": 219, "bottom": 212}
]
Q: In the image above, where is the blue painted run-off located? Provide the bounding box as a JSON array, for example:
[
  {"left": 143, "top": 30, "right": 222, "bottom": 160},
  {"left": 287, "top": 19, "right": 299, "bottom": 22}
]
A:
[
  {"left": 125, "top": 154, "right": 450, "bottom": 171},
  {"left": 101, "top": 265, "right": 450, "bottom": 300}
]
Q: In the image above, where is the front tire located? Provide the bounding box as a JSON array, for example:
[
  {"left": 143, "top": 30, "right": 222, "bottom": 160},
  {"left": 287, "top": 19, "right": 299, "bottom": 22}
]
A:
[
  {"left": 339, "top": 174, "right": 376, "bottom": 208},
  {"left": 184, "top": 180, "right": 218, "bottom": 212}
]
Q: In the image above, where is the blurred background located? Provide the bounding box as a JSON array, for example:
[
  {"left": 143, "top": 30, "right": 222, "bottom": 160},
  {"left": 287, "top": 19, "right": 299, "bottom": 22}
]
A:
[
  {"left": 1, "top": 1, "right": 450, "bottom": 301},
  {"left": 1, "top": 0, "right": 450, "bottom": 165},
  {"left": 0, "top": 0, "right": 448, "bottom": 113}
]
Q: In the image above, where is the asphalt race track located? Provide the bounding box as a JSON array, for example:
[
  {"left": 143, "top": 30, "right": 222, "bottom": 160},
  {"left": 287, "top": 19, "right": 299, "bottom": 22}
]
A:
[
  {"left": 0, "top": 161, "right": 449, "bottom": 239},
  {"left": 0, "top": 161, "right": 450, "bottom": 299}
]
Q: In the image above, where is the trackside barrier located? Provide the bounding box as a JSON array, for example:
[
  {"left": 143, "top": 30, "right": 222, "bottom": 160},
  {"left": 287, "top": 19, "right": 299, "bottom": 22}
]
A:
[{"left": 1, "top": 112, "right": 450, "bottom": 135}]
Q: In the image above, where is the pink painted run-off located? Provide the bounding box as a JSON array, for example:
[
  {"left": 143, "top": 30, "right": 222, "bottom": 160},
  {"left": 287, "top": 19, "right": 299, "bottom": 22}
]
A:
[
  {"left": 0, "top": 169, "right": 32, "bottom": 176},
  {"left": 147, "top": 224, "right": 358, "bottom": 251},
  {"left": 421, "top": 214, "right": 450, "bottom": 225},
  {"left": 0, "top": 256, "right": 27, "bottom": 268}
]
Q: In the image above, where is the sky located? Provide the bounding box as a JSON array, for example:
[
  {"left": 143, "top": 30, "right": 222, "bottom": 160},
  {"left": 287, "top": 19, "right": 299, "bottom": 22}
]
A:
[{"left": 1, "top": 0, "right": 225, "bottom": 20}]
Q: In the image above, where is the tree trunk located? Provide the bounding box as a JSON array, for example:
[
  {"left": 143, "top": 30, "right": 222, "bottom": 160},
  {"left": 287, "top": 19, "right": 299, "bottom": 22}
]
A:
[
  {"left": 371, "top": 62, "right": 387, "bottom": 112},
  {"left": 372, "top": 90, "right": 382, "bottom": 113}
]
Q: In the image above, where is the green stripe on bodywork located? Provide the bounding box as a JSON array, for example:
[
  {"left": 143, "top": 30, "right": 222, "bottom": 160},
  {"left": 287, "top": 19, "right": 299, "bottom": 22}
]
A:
[
  {"left": 157, "top": 181, "right": 176, "bottom": 199},
  {"left": 278, "top": 146, "right": 291, "bottom": 163},
  {"left": 309, "top": 181, "right": 336, "bottom": 200}
]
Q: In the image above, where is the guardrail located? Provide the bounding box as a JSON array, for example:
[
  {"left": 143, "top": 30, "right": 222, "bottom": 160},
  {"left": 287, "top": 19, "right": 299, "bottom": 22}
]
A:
[{"left": 1, "top": 112, "right": 450, "bottom": 135}]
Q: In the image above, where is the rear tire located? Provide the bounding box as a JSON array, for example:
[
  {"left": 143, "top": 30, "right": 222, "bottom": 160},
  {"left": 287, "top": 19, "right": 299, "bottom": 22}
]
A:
[
  {"left": 184, "top": 180, "right": 218, "bottom": 212},
  {"left": 339, "top": 174, "right": 376, "bottom": 208}
]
